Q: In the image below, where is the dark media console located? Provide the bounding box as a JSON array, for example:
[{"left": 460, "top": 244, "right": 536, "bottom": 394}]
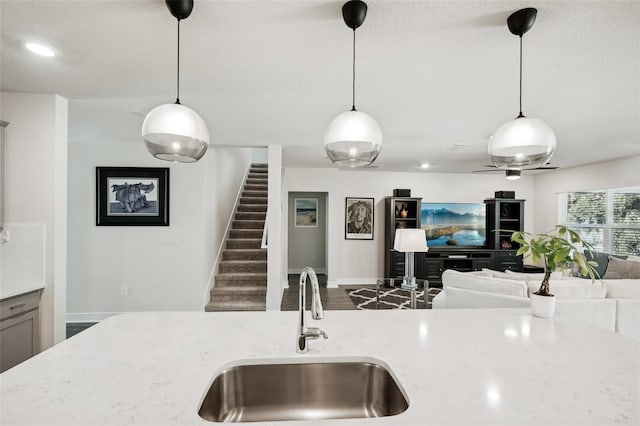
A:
[{"left": 415, "top": 248, "right": 522, "bottom": 288}]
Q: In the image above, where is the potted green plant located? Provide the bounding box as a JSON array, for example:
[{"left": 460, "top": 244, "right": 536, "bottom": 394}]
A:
[{"left": 510, "top": 225, "right": 599, "bottom": 318}]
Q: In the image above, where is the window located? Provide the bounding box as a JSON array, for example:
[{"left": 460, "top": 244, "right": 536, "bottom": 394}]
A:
[{"left": 559, "top": 187, "right": 640, "bottom": 256}]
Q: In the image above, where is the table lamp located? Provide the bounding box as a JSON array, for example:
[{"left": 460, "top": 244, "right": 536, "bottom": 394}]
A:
[{"left": 393, "top": 228, "right": 429, "bottom": 289}]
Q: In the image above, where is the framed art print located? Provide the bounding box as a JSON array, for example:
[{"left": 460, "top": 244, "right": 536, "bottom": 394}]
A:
[
  {"left": 345, "top": 197, "right": 374, "bottom": 240},
  {"left": 96, "top": 167, "right": 169, "bottom": 226},
  {"left": 295, "top": 198, "right": 318, "bottom": 228}
]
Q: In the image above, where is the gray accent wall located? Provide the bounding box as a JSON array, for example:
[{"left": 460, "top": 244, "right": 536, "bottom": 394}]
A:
[{"left": 288, "top": 192, "right": 327, "bottom": 273}]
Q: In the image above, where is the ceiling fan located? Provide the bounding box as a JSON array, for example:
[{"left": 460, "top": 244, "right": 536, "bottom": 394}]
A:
[{"left": 471, "top": 164, "right": 559, "bottom": 179}]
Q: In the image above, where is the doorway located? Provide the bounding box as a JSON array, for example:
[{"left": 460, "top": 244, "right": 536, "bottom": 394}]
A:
[{"left": 287, "top": 192, "right": 328, "bottom": 284}]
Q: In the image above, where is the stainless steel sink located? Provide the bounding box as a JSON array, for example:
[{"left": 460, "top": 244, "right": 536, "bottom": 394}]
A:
[{"left": 198, "top": 358, "right": 409, "bottom": 423}]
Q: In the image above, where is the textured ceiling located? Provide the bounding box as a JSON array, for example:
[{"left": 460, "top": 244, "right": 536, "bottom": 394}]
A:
[{"left": 1, "top": 0, "right": 639, "bottom": 173}]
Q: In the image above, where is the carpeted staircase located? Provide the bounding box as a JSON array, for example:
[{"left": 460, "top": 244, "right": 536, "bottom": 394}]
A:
[{"left": 205, "top": 164, "right": 268, "bottom": 311}]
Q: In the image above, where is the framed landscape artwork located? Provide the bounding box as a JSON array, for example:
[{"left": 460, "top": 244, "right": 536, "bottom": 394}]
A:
[
  {"left": 345, "top": 197, "right": 374, "bottom": 240},
  {"left": 295, "top": 198, "right": 318, "bottom": 228},
  {"left": 96, "top": 167, "right": 170, "bottom": 226}
]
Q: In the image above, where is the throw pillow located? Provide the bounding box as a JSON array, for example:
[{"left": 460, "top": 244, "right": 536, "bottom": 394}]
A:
[{"left": 603, "top": 256, "right": 640, "bottom": 279}]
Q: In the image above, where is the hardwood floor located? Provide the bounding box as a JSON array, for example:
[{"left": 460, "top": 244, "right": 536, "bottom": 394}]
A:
[{"left": 280, "top": 274, "right": 358, "bottom": 310}]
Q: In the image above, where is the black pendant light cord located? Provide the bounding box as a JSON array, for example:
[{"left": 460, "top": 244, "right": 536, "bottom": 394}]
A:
[
  {"left": 351, "top": 29, "right": 356, "bottom": 111},
  {"left": 518, "top": 36, "right": 523, "bottom": 118},
  {"left": 175, "top": 19, "right": 181, "bottom": 105}
]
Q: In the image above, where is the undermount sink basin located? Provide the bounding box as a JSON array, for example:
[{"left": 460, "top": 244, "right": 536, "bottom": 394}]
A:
[{"left": 198, "top": 357, "right": 409, "bottom": 423}]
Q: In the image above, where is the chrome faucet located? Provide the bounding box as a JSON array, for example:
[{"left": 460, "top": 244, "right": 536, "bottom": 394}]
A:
[{"left": 296, "top": 266, "right": 328, "bottom": 353}]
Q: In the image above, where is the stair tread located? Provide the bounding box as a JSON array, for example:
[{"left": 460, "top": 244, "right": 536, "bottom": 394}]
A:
[
  {"left": 216, "top": 272, "right": 267, "bottom": 278},
  {"left": 220, "top": 260, "right": 267, "bottom": 264},
  {"left": 205, "top": 301, "right": 266, "bottom": 312},
  {"left": 211, "top": 285, "right": 266, "bottom": 293}
]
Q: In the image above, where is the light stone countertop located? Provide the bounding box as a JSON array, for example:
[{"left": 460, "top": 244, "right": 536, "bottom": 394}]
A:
[
  {"left": 0, "top": 284, "right": 44, "bottom": 301},
  {"left": 0, "top": 309, "right": 638, "bottom": 426}
]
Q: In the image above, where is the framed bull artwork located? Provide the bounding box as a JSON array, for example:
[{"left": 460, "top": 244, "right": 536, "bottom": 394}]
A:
[{"left": 96, "top": 167, "right": 169, "bottom": 226}]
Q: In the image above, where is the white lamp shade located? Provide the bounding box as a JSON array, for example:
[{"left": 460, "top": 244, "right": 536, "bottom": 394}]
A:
[
  {"left": 394, "top": 228, "right": 429, "bottom": 253},
  {"left": 142, "top": 103, "right": 210, "bottom": 163},
  {"left": 489, "top": 116, "right": 556, "bottom": 169},
  {"left": 324, "top": 110, "right": 382, "bottom": 167}
]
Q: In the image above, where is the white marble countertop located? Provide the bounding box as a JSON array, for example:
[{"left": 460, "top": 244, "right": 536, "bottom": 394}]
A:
[
  {"left": 0, "top": 283, "right": 44, "bottom": 301},
  {"left": 0, "top": 309, "right": 638, "bottom": 425}
]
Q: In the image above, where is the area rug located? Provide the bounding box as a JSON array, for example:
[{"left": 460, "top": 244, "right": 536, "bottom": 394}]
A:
[{"left": 347, "top": 287, "right": 436, "bottom": 310}]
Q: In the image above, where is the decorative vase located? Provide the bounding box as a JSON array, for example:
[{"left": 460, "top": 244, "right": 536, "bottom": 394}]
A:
[
  {"left": 400, "top": 209, "right": 408, "bottom": 218},
  {"left": 530, "top": 293, "right": 556, "bottom": 318}
]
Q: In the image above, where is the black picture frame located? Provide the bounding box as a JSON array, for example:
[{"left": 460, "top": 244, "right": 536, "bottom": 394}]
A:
[
  {"left": 96, "top": 167, "right": 169, "bottom": 226},
  {"left": 345, "top": 197, "right": 374, "bottom": 240}
]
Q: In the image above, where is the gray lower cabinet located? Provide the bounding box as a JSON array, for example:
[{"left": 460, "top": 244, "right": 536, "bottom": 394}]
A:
[{"left": 0, "top": 290, "right": 41, "bottom": 373}]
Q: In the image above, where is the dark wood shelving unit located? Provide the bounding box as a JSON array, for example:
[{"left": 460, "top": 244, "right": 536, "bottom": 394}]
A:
[
  {"left": 384, "top": 196, "right": 422, "bottom": 278},
  {"left": 484, "top": 198, "right": 525, "bottom": 271}
]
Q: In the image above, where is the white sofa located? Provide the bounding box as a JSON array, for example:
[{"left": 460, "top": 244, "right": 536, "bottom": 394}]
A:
[{"left": 432, "top": 269, "right": 639, "bottom": 340}]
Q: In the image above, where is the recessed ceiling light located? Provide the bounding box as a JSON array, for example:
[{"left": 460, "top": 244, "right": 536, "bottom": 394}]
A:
[
  {"left": 420, "top": 163, "right": 430, "bottom": 169},
  {"left": 25, "top": 42, "right": 55, "bottom": 57}
]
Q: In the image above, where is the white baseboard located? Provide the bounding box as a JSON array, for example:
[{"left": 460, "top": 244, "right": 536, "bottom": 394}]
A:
[
  {"left": 66, "top": 312, "right": 123, "bottom": 323},
  {"left": 336, "top": 278, "right": 378, "bottom": 286},
  {"left": 288, "top": 268, "right": 327, "bottom": 274},
  {"left": 326, "top": 280, "right": 339, "bottom": 288}
]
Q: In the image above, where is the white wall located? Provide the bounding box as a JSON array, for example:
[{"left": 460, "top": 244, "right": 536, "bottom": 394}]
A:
[
  {"left": 251, "top": 148, "right": 268, "bottom": 164},
  {"left": 67, "top": 142, "right": 250, "bottom": 319},
  {"left": 283, "top": 168, "right": 536, "bottom": 286},
  {"left": 0, "top": 92, "right": 68, "bottom": 349},
  {"left": 533, "top": 156, "right": 640, "bottom": 233},
  {"left": 266, "top": 145, "right": 283, "bottom": 310}
]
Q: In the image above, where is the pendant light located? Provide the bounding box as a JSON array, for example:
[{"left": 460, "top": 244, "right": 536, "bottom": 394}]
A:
[
  {"left": 142, "top": 0, "right": 209, "bottom": 163},
  {"left": 324, "top": 0, "right": 382, "bottom": 168},
  {"left": 489, "top": 8, "right": 556, "bottom": 169}
]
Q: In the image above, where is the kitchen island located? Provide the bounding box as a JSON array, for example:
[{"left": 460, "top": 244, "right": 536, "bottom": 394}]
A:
[{"left": 0, "top": 309, "right": 638, "bottom": 425}]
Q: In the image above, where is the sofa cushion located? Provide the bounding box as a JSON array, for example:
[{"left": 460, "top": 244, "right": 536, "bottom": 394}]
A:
[
  {"left": 443, "top": 287, "right": 530, "bottom": 309},
  {"left": 582, "top": 252, "right": 627, "bottom": 278},
  {"left": 442, "top": 269, "right": 528, "bottom": 298},
  {"left": 502, "top": 271, "right": 606, "bottom": 299},
  {"left": 504, "top": 270, "right": 564, "bottom": 281},
  {"left": 603, "top": 256, "right": 640, "bottom": 279},
  {"left": 547, "top": 279, "right": 608, "bottom": 299},
  {"left": 483, "top": 269, "right": 520, "bottom": 280},
  {"left": 603, "top": 279, "right": 640, "bottom": 299}
]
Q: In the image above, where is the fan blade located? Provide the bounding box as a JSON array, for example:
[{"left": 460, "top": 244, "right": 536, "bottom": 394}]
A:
[{"left": 472, "top": 169, "right": 501, "bottom": 173}]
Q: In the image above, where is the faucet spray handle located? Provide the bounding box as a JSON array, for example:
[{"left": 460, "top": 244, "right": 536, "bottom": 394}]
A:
[{"left": 311, "top": 296, "right": 324, "bottom": 320}]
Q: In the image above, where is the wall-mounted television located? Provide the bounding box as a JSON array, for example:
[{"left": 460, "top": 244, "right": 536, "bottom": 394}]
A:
[{"left": 420, "top": 203, "right": 486, "bottom": 247}]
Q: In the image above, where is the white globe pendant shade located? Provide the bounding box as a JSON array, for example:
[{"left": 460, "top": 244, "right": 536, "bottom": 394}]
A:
[
  {"left": 142, "top": 103, "right": 209, "bottom": 163},
  {"left": 324, "top": 110, "right": 383, "bottom": 167},
  {"left": 489, "top": 116, "right": 556, "bottom": 169}
]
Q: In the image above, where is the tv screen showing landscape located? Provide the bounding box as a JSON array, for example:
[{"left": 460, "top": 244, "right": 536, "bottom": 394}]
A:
[{"left": 421, "top": 203, "right": 486, "bottom": 247}]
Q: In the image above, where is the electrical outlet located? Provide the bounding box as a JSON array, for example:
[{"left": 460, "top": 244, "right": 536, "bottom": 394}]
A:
[
  {"left": 120, "top": 286, "right": 129, "bottom": 297},
  {"left": 163, "top": 236, "right": 180, "bottom": 246}
]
